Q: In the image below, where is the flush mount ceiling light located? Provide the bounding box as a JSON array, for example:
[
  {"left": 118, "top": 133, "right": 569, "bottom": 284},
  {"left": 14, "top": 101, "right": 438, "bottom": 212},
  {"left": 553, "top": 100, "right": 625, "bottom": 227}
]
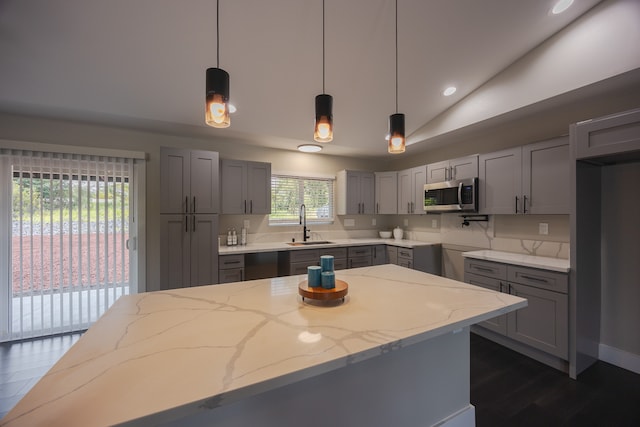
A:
[
  {"left": 314, "top": 0, "right": 333, "bottom": 143},
  {"left": 297, "top": 144, "right": 323, "bottom": 153},
  {"left": 388, "top": 0, "right": 405, "bottom": 154},
  {"left": 552, "top": 0, "right": 574, "bottom": 14},
  {"left": 205, "top": 0, "right": 230, "bottom": 128},
  {"left": 443, "top": 86, "right": 457, "bottom": 96}
]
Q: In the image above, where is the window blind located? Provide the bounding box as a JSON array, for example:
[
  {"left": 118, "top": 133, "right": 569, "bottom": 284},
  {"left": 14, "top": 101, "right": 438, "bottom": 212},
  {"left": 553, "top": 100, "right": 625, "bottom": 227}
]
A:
[{"left": 270, "top": 174, "right": 335, "bottom": 225}]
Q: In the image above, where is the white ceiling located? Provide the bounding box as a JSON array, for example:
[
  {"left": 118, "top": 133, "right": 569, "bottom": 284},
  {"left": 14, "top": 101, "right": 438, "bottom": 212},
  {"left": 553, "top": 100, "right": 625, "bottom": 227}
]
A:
[{"left": 0, "top": 0, "right": 617, "bottom": 158}]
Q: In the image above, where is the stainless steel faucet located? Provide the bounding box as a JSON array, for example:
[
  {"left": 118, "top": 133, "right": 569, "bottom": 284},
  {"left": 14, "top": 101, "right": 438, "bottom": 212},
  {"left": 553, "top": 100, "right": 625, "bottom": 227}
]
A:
[{"left": 299, "top": 204, "right": 310, "bottom": 242}]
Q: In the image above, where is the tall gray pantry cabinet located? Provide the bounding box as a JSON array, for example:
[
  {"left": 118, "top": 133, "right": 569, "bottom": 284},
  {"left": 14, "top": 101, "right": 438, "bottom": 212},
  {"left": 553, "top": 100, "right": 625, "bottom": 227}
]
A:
[{"left": 160, "top": 148, "right": 219, "bottom": 289}]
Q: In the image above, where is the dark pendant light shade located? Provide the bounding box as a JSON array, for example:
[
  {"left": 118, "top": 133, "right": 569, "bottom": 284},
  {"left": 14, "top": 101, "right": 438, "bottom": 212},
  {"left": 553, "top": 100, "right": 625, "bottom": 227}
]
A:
[
  {"left": 314, "top": 93, "right": 333, "bottom": 142},
  {"left": 205, "top": 67, "right": 230, "bottom": 128},
  {"left": 388, "top": 113, "right": 405, "bottom": 154}
]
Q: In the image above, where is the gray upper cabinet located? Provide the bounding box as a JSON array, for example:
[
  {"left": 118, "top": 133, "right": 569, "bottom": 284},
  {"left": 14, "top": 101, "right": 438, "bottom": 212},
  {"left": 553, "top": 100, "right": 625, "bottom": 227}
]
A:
[
  {"left": 479, "top": 137, "right": 569, "bottom": 214},
  {"left": 426, "top": 155, "right": 478, "bottom": 183},
  {"left": 220, "top": 159, "right": 271, "bottom": 214},
  {"left": 374, "top": 171, "right": 398, "bottom": 214},
  {"left": 397, "top": 165, "right": 426, "bottom": 214},
  {"left": 337, "top": 170, "right": 375, "bottom": 215},
  {"left": 574, "top": 108, "right": 640, "bottom": 160},
  {"left": 160, "top": 148, "right": 219, "bottom": 214}
]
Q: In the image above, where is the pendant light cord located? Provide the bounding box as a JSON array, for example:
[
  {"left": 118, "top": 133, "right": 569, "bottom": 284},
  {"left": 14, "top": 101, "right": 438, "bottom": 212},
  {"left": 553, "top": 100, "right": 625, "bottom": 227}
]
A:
[
  {"left": 395, "top": 0, "right": 398, "bottom": 114},
  {"left": 322, "top": 0, "right": 326, "bottom": 94},
  {"left": 216, "top": 0, "right": 220, "bottom": 67}
]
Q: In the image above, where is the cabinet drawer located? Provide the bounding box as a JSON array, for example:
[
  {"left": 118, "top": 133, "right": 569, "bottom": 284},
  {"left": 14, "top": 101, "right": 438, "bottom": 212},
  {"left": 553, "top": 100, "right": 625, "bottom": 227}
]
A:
[
  {"left": 290, "top": 261, "right": 318, "bottom": 275},
  {"left": 508, "top": 266, "right": 568, "bottom": 294},
  {"left": 349, "top": 256, "right": 372, "bottom": 269},
  {"left": 289, "top": 249, "right": 320, "bottom": 263},
  {"left": 397, "top": 248, "right": 413, "bottom": 260},
  {"left": 464, "top": 258, "right": 507, "bottom": 280},
  {"left": 398, "top": 258, "right": 412, "bottom": 269},
  {"left": 334, "top": 259, "right": 348, "bottom": 270},
  {"left": 219, "top": 254, "right": 245, "bottom": 269},
  {"left": 218, "top": 268, "right": 244, "bottom": 283},
  {"left": 319, "top": 247, "right": 347, "bottom": 259},
  {"left": 348, "top": 246, "right": 372, "bottom": 258}
]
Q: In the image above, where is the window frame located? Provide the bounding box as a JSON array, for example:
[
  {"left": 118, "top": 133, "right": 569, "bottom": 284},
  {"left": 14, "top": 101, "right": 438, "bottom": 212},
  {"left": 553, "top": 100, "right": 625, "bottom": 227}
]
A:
[{"left": 269, "top": 173, "right": 335, "bottom": 226}]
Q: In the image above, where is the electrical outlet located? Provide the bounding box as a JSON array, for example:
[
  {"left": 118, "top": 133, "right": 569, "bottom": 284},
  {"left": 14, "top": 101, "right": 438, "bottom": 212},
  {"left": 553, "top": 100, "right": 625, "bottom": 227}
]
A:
[
  {"left": 539, "top": 223, "right": 549, "bottom": 235},
  {"left": 431, "top": 219, "right": 438, "bottom": 228},
  {"left": 372, "top": 218, "right": 376, "bottom": 226},
  {"left": 403, "top": 219, "right": 409, "bottom": 226},
  {"left": 243, "top": 219, "right": 250, "bottom": 229}
]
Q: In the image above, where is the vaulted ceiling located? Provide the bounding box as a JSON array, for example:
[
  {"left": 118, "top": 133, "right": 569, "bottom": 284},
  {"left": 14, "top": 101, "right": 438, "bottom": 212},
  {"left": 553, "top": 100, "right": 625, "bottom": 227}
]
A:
[{"left": 1, "top": 0, "right": 638, "bottom": 158}]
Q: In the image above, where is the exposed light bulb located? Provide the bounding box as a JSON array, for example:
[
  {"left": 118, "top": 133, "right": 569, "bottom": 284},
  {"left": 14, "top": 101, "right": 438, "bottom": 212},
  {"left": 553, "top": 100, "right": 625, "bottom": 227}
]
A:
[{"left": 443, "top": 86, "right": 457, "bottom": 96}]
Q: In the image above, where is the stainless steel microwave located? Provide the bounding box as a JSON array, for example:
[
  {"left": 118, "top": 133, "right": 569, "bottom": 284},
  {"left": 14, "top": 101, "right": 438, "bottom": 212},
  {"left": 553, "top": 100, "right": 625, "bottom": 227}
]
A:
[{"left": 423, "top": 177, "right": 478, "bottom": 213}]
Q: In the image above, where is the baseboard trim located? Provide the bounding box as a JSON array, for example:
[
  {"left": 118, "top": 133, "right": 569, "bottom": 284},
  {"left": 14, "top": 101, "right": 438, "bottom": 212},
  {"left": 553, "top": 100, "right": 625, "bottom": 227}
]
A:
[{"left": 599, "top": 343, "right": 640, "bottom": 374}]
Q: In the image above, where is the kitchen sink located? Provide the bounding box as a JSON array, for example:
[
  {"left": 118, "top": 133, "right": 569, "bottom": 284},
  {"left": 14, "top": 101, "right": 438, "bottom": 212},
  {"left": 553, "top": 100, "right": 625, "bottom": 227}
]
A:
[{"left": 286, "top": 241, "right": 333, "bottom": 246}]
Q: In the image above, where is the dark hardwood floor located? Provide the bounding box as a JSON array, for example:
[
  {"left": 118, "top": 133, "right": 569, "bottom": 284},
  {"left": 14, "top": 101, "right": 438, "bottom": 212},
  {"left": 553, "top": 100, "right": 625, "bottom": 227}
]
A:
[
  {"left": 471, "top": 333, "right": 640, "bottom": 426},
  {"left": 1, "top": 332, "right": 639, "bottom": 424}
]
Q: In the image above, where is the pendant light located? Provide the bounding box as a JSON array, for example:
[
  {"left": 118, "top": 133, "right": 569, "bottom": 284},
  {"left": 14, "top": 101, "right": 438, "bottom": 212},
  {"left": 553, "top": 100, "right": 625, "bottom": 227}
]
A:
[
  {"left": 206, "top": 0, "right": 230, "bottom": 128},
  {"left": 388, "top": 0, "right": 405, "bottom": 154},
  {"left": 314, "top": 0, "right": 333, "bottom": 142}
]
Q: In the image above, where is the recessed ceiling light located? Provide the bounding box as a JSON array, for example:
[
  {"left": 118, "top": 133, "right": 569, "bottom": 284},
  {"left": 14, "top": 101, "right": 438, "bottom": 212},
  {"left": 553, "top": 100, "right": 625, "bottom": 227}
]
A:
[
  {"left": 552, "top": 0, "right": 574, "bottom": 15},
  {"left": 443, "top": 86, "right": 457, "bottom": 96},
  {"left": 297, "top": 144, "right": 322, "bottom": 153}
]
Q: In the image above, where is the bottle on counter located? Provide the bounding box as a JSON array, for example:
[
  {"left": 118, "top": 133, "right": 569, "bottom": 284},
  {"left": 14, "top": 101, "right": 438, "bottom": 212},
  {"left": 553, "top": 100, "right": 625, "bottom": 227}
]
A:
[
  {"left": 227, "top": 229, "right": 233, "bottom": 246},
  {"left": 232, "top": 228, "right": 238, "bottom": 246},
  {"left": 241, "top": 227, "right": 247, "bottom": 245}
]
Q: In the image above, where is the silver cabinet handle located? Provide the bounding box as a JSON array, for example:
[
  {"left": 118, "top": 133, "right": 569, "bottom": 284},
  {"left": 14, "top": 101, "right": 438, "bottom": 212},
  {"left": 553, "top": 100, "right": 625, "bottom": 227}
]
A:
[
  {"left": 520, "top": 274, "right": 548, "bottom": 283},
  {"left": 457, "top": 181, "right": 463, "bottom": 210}
]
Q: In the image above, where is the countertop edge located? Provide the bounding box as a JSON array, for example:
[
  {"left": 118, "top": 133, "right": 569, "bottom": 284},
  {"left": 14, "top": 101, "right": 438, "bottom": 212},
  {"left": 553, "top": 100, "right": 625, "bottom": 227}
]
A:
[
  {"left": 462, "top": 250, "right": 570, "bottom": 273},
  {"left": 219, "top": 239, "right": 441, "bottom": 255}
]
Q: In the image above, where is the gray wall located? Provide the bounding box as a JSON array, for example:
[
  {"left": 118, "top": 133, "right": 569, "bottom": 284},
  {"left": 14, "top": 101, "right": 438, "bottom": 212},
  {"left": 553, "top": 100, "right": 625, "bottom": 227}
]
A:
[{"left": 601, "top": 161, "right": 640, "bottom": 355}]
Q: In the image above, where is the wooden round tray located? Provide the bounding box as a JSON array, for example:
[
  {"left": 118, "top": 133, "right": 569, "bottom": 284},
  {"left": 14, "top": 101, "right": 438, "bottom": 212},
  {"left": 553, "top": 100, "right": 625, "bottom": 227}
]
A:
[{"left": 298, "top": 279, "right": 348, "bottom": 302}]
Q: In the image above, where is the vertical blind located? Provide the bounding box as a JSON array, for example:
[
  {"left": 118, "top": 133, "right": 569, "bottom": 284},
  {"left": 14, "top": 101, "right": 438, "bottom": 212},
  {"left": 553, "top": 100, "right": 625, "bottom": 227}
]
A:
[
  {"left": 0, "top": 149, "right": 133, "bottom": 341},
  {"left": 269, "top": 174, "right": 335, "bottom": 225}
]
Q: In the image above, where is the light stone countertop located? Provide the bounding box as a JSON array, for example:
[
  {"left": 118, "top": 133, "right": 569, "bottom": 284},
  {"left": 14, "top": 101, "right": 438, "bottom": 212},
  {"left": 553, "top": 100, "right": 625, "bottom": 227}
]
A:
[
  {"left": 462, "top": 249, "right": 570, "bottom": 273},
  {"left": 219, "top": 238, "right": 440, "bottom": 255},
  {"left": 1, "top": 264, "right": 525, "bottom": 427}
]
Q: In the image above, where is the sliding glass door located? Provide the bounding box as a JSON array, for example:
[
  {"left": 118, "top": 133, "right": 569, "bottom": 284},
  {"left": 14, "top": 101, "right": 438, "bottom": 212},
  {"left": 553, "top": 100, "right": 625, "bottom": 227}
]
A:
[{"left": 0, "top": 150, "right": 140, "bottom": 341}]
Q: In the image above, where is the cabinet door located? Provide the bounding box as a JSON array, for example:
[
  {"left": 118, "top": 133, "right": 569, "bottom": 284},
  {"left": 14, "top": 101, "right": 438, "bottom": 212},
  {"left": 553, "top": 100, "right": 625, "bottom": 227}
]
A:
[
  {"left": 221, "top": 160, "right": 248, "bottom": 214},
  {"left": 465, "top": 272, "right": 508, "bottom": 335},
  {"left": 397, "top": 169, "right": 412, "bottom": 215},
  {"left": 372, "top": 245, "right": 387, "bottom": 265},
  {"left": 190, "top": 214, "right": 219, "bottom": 286},
  {"left": 190, "top": 150, "right": 219, "bottom": 214},
  {"left": 426, "top": 160, "right": 450, "bottom": 183},
  {"left": 360, "top": 172, "right": 375, "bottom": 214},
  {"left": 375, "top": 172, "right": 398, "bottom": 214},
  {"left": 411, "top": 166, "right": 427, "bottom": 214},
  {"left": 450, "top": 155, "right": 478, "bottom": 181},
  {"left": 350, "top": 256, "right": 373, "bottom": 268},
  {"left": 160, "top": 148, "right": 190, "bottom": 214},
  {"left": 247, "top": 162, "right": 271, "bottom": 214},
  {"left": 575, "top": 108, "right": 640, "bottom": 160},
  {"left": 479, "top": 147, "right": 522, "bottom": 214},
  {"left": 344, "top": 171, "right": 361, "bottom": 214},
  {"left": 506, "top": 283, "right": 568, "bottom": 359},
  {"left": 387, "top": 246, "right": 398, "bottom": 264},
  {"left": 522, "top": 138, "right": 569, "bottom": 214},
  {"left": 160, "top": 214, "right": 190, "bottom": 289}
]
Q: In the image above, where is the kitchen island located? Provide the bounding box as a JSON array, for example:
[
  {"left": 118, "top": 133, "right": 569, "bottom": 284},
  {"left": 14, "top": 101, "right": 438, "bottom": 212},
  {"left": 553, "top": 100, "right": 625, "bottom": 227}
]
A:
[{"left": 1, "top": 265, "right": 526, "bottom": 427}]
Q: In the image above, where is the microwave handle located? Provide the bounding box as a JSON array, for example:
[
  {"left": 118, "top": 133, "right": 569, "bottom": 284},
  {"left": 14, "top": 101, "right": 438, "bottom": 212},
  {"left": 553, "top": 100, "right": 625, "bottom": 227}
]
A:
[{"left": 457, "top": 181, "right": 463, "bottom": 210}]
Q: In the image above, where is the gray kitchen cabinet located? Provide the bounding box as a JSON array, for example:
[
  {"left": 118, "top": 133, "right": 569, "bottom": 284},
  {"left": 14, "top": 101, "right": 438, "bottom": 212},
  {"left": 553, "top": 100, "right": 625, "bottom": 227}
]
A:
[
  {"left": 278, "top": 247, "right": 348, "bottom": 276},
  {"left": 160, "top": 214, "right": 219, "bottom": 289},
  {"left": 426, "top": 155, "right": 478, "bottom": 183},
  {"left": 384, "top": 244, "right": 442, "bottom": 275},
  {"left": 220, "top": 159, "right": 271, "bottom": 214},
  {"left": 479, "top": 137, "right": 569, "bottom": 214},
  {"left": 337, "top": 170, "right": 375, "bottom": 215},
  {"left": 387, "top": 246, "right": 398, "bottom": 264},
  {"left": 574, "top": 108, "right": 640, "bottom": 160},
  {"left": 374, "top": 171, "right": 398, "bottom": 214},
  {"left": 464, "top": 258, "right": 568, "bottom": 360},
  {"left": 397, "top": 165, "right": 427, "bottom": 214},
  {"left": 160, "top": 147, "right": 219, "bottom": 214},
  {"left": 348, "top": 246, "right": 372, "bottom": 268},
  {"left": 372, "top": 244, "right": 387, "bottom": 265},
  {"left": 218, "top": 254, "right": 245, "bottom": 284}
]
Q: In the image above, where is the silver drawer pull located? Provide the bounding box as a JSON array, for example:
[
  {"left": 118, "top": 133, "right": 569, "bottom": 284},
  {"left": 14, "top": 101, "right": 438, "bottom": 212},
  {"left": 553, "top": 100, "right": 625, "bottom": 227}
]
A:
[
  {"left": 520, "top": 274, "right": 548, "bottom": 283},
  {"left": 224, "top": 260, "right": 241, "bottom": 265},
  {"left": 474, "top": 266, "right": 495, "bottom": 273}
]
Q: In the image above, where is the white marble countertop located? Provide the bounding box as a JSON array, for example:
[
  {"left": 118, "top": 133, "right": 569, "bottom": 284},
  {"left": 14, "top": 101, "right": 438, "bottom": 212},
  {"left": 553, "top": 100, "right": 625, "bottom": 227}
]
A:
[
  {"left": 462, "top": 250, "right": 570, "bottom": 273},
  {"left": 219, "top": 238, "right": 440, "bottom": 254},
  {"left": 1, "top": 265, "right": 525, "bottom": 427}
]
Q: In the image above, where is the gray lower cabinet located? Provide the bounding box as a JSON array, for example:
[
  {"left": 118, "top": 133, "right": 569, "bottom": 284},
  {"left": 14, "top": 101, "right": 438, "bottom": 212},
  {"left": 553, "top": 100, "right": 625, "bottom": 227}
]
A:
[
  {"left": 372, "top": 245, "right": 387, "bottom": 265},
  {"left": 348, "top": 246, "right": 372, "bottom": 268},
  {"left": 464, "top": 258, "right": 568, "bottom": 360},
  {"left": 279, "top": 247, "right": 348, "bottom": 276},
  {"left": 385, "top": 244, "right": 442, "bottom": 275},
  {"left": 160, "top": 214, "right": 219, "bottom": 289},
  {"left": 219, "top": 254, "right": 245, "bottom": 284}
]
